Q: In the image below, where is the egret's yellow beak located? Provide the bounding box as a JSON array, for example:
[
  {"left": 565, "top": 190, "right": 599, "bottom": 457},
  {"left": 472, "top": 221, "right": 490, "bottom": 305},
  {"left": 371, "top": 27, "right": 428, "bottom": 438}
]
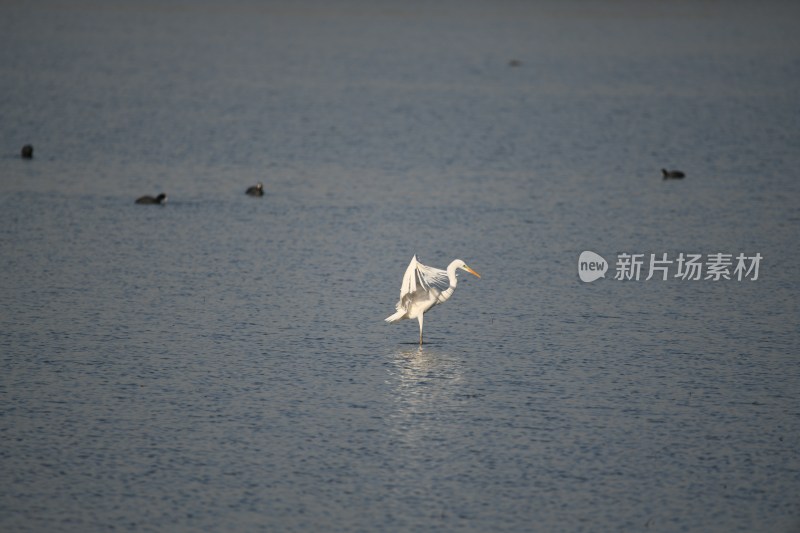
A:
[{"left": 464, "top": 265, "right": 481, "bottom": 278}]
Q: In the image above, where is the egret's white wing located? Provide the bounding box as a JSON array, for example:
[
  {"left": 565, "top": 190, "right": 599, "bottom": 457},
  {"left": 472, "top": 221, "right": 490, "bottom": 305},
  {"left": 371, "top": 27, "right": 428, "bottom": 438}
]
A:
[
  {"left": 399, "top": 256, "right": 420, "bottom": 299},
  {"left": 397, "top": 256, "right": 449, "bottom": 310},
  {"left": 415, "top": 261, "right": 450, "bottom": 292}
]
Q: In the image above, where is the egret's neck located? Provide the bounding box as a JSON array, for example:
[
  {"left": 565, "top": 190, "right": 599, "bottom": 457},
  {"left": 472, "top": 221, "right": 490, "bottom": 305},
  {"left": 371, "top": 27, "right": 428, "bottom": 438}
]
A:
[
  {"left": 446, "top": 262, "right": 460, "bottom": 288},
  {"left": 432, "top": 262, "right": 460, "bottom": 305}
]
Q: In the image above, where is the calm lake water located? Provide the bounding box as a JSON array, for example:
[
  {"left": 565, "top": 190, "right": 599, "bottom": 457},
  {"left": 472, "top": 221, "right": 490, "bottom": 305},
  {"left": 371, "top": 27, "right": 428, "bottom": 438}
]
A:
[{"left": 1, "top": 1, "right": 799, "bottom": 531}]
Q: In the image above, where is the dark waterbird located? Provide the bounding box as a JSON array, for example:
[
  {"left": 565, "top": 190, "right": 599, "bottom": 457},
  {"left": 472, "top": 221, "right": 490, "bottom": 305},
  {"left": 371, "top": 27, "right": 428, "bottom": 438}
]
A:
[
  {"left": 135, "top": 193, "right": 167, "bottom": 205},
  {"left": 662, "top": 168, "right": 685, "bottom": 179},
  {"left": 20, "top": 145, "right": 33, "bottom": 159},
  {"left": 246, "top": 182, "right": 264, "bottom": 196}
]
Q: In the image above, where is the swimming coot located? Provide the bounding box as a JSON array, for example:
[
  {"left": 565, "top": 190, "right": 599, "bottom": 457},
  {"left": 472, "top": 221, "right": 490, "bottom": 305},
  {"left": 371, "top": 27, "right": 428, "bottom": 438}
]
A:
[
  {"left": 246, "top": 183, "right": 264, "bottom": 196},
  {"left": 135, "top": 193, "right": 167, "bottom": 205},
  {"left": 662, "top": 169, "right": 685, "bottom": 179},
  {"left": 20, "top": 145, "right": 33, "bottom": 159}
]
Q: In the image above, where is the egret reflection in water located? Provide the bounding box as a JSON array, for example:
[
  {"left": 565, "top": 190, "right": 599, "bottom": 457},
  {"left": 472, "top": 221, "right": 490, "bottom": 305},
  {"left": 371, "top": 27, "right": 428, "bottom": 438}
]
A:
[{"left": 388, "top": 347, "right": 466, "bottom": 437}]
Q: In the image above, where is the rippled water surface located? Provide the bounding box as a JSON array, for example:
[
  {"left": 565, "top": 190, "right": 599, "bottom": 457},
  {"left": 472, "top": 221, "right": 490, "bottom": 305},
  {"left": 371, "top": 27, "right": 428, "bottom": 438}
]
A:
[{"left": 1, "top": 1, "right": 799, "bottom": 531}]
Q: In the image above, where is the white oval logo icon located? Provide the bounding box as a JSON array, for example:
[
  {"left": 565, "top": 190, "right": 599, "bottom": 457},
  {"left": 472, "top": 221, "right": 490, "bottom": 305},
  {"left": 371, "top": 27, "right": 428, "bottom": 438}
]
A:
[{"left": 578, "top": 251, "right": 608, "bottom": 282}]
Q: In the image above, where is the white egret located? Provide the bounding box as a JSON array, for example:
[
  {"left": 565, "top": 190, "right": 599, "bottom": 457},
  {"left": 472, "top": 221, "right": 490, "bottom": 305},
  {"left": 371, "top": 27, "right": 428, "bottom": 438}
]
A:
[{"left": 385, "top": 255, "right": 481, "bottom": 345}]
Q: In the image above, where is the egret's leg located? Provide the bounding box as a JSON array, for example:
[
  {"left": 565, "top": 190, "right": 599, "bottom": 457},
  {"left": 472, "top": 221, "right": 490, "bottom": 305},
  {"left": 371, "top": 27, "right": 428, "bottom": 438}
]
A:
[{"left": 418, "top": 314, "right": 424, "bottom": 345}]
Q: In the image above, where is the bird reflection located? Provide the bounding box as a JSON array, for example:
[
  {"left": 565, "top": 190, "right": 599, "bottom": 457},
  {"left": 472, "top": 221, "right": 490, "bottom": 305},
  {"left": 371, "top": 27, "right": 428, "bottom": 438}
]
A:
[{"left": 387, "top": 346, "right": 465, "bottom": 447}]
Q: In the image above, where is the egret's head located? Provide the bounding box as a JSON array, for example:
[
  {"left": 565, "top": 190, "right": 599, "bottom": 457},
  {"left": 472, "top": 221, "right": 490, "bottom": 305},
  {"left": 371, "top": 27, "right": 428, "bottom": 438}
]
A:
[{"left": 455, "top": 260, "right": 481, "bottom": 278}]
